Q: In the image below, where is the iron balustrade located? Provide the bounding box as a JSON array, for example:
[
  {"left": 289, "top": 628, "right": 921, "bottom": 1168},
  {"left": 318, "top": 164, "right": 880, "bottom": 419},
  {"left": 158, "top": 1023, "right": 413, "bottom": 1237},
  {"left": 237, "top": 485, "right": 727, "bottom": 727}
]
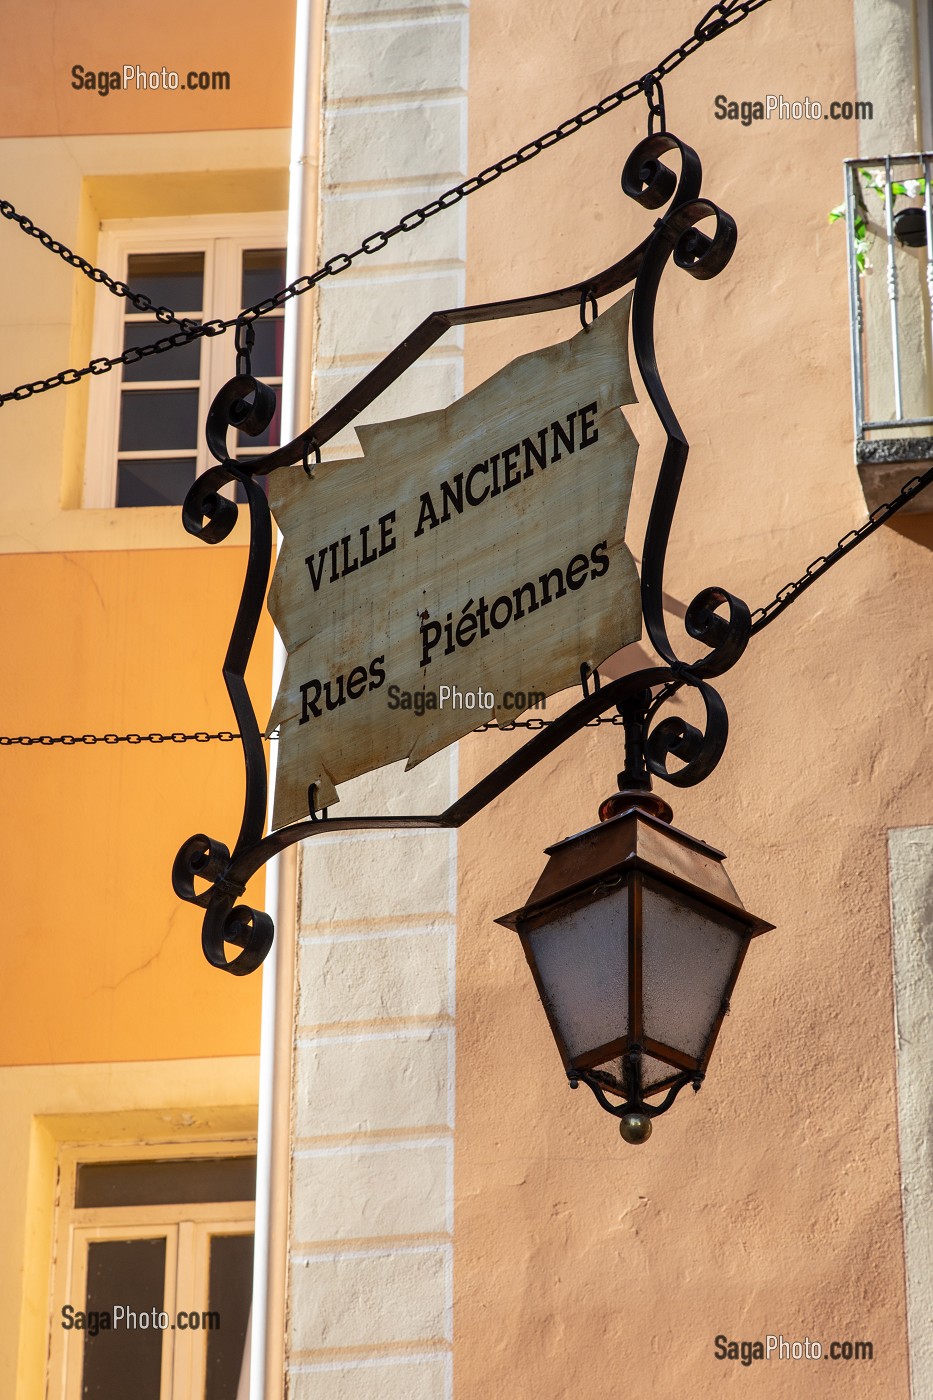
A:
[{"left": 844, "top": 152, "right": 933, "bottom": 443}]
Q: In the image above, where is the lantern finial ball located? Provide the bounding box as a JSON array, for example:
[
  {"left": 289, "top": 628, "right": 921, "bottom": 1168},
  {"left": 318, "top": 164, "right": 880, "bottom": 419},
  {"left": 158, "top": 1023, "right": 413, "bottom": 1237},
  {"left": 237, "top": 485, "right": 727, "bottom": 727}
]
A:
[{"left": 619, "top": 1112, "right": 652, "bottom": 1144}]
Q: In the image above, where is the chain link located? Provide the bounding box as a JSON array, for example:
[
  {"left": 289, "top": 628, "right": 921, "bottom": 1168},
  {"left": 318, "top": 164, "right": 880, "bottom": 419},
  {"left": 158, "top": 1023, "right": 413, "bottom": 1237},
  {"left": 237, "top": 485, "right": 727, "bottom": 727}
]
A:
[
  {"left": 750, "top": 462, "right": 933, "bottom": 632},
  {"left": 0, "top": 717, "right": 629, "bottom": 744},
  {"left": 0, "top": 200, "right": 198, "bottom": 330},
  {"left": 3, "top": 443, "right": 927, "bottom": 750},
  {"left": 474, "top": 714, "right": 627, "bottom": 732},
  {"left": 0, "top": 448, "right": 926, "bottom": 751},
  {"left": 642, "top": 76, "right": 667, "bottom": 135},
  {"left": 0, "top": 731, "right": 238, "bottom": 746},
  {"left": 0, "top": 0, "right": 772, "bottom": 409}
]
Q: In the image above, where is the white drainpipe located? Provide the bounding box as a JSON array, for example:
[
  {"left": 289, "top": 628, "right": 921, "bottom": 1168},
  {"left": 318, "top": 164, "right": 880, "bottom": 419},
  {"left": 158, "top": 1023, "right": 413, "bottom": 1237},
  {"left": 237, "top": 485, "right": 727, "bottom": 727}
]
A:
[{"left": 246, "top": 0, "right": 324, "bottom": 1394}]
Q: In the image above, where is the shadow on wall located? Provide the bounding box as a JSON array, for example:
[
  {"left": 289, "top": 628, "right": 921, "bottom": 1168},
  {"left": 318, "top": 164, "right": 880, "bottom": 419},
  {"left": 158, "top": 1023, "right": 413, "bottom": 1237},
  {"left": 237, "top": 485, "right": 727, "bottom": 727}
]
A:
[{"left": 891, "top": 513, "right": 933, "bottom": 551}]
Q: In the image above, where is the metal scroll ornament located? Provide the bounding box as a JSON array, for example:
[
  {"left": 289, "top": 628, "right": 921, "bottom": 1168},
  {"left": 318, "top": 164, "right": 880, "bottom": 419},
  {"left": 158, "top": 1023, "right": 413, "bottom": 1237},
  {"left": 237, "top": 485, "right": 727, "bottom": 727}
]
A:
[{"left": 172, "top": 132, "right": 750, "bottom": 975}]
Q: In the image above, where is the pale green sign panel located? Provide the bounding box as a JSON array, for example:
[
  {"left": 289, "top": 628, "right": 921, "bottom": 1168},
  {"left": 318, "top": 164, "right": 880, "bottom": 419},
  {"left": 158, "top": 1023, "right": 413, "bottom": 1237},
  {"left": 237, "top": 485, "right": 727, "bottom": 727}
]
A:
[{"left": 267, "top": 292, "right": 641, "bottom": 826}]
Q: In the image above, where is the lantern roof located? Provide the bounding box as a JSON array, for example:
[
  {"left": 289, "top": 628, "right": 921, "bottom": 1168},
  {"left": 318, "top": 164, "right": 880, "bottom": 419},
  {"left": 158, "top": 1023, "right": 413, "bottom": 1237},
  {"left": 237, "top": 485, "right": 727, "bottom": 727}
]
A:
[{"left": 496, "top": 801, "right": 773, "bottom": 938}]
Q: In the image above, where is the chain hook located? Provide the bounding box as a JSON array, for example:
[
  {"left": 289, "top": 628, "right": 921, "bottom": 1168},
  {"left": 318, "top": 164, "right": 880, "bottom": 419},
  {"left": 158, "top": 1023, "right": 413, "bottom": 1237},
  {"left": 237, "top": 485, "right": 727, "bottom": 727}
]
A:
[
  {"left": 579, "top": 287, "right": 598, "bottom": 331},
  {"left": 302, "top": 439, "right": 322, "bottom": 479},
  {"left": 642, "top": 74, "right": 666, "bottom": 135},
  {"left": 580, "top": 661, "right": 601, "bottom": 697},
  {"left": 307, "top": 781, "right": 329, "bottom": 822},
  {"left": 235, "top": 317, "right": 255, "bottom": 378}
]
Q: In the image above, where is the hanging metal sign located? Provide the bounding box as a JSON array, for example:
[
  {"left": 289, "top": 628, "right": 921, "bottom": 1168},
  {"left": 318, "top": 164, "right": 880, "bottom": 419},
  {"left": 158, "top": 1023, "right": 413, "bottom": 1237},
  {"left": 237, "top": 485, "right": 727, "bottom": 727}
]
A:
[
  {"left": 173, "top": 131, "right": 748, "bottom": 976},
  {"left": 266, "top": 294, "right": 640, "bottom": 826}
]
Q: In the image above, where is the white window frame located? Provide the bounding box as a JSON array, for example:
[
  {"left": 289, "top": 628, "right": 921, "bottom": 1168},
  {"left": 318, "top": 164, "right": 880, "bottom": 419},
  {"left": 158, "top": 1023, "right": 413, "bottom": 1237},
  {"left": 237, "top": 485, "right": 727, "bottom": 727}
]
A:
[
  {"left": 83, "top": 212, "right": 287, "bottom": 509},
  {"left": 47, "top": 1140, "right": 255, "bottom": 1400}
]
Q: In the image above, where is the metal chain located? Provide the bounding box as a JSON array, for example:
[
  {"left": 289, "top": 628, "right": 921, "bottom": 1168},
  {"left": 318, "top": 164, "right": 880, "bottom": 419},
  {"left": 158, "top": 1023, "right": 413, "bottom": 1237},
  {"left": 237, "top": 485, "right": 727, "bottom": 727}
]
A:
[
  {"left": 485, "top": 458, "right": 933, "bottom": 725},
  {"left": 749, "top": 461, "right": 933, "bottom": 632},
  {"left": 475, "top": 715, "right": 626, "bottom": 732},
  {"left": 1, "top": 456, "right": 926, "bottom": 750},
  {"left": 0, "top": 200, "right": 198, "bottom": 330},
  {"left": 0, "top": 731, "right": 238, "bottom": 746},
  {"left": 0, "top": 0, "right": 771, "bottom": 409},
  {"left": 643, "top": 76, "right": 667, "bottom": 136},
  {"left": 0, "top": 717, "right": 624, "bottom": 744}
]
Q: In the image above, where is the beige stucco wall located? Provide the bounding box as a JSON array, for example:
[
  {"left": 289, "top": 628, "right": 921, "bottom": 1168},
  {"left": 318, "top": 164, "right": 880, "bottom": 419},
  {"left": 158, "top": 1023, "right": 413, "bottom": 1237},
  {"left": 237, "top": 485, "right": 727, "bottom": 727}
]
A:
[
  {"left": 284, "top": 1, "right": 467, "bottom": 1393},
  {"left": 454, "top": 0, "right": 918, "bottom": 1395},
  {"left": 889, "top": 826, "right": 933, "bottom": 1400},
  {"left": 23, "top": 0, "right": 916, "bottom": 1393}
]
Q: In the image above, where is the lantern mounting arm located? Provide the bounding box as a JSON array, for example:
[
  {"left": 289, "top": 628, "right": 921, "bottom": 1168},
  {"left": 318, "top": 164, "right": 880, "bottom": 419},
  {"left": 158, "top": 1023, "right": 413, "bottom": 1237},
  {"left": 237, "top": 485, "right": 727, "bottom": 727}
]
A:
[
  {"left": 173, "top": 131, "right": 755, "bottom": 975},
  {"left": 175, "top": 665, "right": 690, "bottom": 974}
]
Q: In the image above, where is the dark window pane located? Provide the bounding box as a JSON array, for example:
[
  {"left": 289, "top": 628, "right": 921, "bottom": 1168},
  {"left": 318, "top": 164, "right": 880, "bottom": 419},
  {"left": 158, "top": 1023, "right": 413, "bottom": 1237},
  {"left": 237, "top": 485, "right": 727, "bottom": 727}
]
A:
[
  {"left": 119, "top": 389, "right": 199, "bottom": 451},
  {"left": 82, "top": 1238, "right": 165, "bottom": 1400},
  {"left": 76, "top": 1156, "right": 258, "bottom": 1206},
  {"left": 241, "top": 248, "right": 287, "bottom": 307},
  {"left": 127, "top": 252, "right": 204, "bottom": 314},
  {"left": 116, "top": 458, "right": 196, "bottom": 508},
  {"left": 122, "top": 322, "right": 202, "bottom": 382},
  {"left": 205, "top": 1234, "right": 254, "bottom": 1400},
  {"left": 249, "top": 318, "right": 285, "bottom": 379}
]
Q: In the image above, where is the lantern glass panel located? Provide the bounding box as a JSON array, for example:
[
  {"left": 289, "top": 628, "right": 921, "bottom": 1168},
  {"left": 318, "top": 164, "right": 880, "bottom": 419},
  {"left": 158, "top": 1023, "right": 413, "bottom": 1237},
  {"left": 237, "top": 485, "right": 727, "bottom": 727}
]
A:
[
  {"left": 527, "top": 888, "right": 629, "bottom": 1059},
  {"left": 641, "top": 877, "right": 746, "bottom": 1060}
]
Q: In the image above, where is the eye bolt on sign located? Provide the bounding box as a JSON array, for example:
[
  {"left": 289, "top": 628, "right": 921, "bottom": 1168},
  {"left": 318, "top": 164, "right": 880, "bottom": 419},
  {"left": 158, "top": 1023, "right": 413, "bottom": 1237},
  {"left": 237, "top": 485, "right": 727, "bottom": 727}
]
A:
[{"left": 266, "top": 291, "right": 642, "bottom": 829}]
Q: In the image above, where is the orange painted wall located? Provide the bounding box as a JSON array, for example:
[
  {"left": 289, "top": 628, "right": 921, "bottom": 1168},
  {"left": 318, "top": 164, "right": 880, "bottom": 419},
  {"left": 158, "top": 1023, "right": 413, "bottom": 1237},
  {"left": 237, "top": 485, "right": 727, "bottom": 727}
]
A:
[
  {"left": 0, "top": 0, "right": 294, "bottom": 137},
  {"left": 456, "top": 1, "right": 915, "bottom": 1396},
  {"left": 0, "top": 546, "right": 270, "bottom": 1065}
]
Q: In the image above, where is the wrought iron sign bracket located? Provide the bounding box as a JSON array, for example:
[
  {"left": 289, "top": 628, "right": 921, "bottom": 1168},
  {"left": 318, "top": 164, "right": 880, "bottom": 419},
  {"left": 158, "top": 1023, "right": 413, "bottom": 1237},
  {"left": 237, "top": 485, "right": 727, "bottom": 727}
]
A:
[{"left": 172, "top": 132, "right": 752, "bottom": 976}]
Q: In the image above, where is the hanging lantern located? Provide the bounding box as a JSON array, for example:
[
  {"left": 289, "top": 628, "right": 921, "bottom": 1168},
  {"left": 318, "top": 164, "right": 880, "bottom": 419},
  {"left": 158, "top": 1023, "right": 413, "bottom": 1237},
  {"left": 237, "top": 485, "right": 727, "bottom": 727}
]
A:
[{"left": 496, "top": 788, "right": 773, "bottom": 1142}]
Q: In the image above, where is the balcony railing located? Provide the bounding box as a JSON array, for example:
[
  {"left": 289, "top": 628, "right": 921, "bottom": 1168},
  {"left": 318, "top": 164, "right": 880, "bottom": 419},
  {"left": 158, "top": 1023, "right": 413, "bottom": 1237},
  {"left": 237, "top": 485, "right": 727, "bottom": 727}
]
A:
[{"left": 842, "top": 153, "right": 933, "bottom": 508}]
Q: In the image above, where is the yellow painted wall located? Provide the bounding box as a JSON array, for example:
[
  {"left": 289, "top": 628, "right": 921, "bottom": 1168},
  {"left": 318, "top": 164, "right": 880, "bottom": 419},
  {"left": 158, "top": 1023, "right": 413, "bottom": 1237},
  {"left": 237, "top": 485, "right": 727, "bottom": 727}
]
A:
[
  {"left": 2, "top": 1059, "right": 259, "bottom": 1400},
  {"left": 0, "top": 546, "right": 270, "bottom": 1066},
  {"left": 0, "top": 7, "right": 291, "bottom": 1073},
  {"left": 456, "top": 0, "right": 915, "bottom": 1395}
]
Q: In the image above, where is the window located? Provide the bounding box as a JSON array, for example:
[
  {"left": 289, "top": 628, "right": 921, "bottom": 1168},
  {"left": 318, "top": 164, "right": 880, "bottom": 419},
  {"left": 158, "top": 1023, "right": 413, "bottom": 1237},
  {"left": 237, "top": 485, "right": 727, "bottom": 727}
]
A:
[
  {"left": 83, "top": 214, "right": 286, "bottom": 509},
  {"left": 48, "top": 1144, "right": 256, "bottom": 1400}
]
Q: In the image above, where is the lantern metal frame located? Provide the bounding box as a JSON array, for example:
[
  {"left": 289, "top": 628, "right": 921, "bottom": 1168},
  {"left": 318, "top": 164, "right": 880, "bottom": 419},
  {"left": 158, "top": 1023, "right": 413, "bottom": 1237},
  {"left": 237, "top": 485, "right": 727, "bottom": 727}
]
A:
[{"left": 172, "top": 131, "right": 755, "bottom": 978}]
